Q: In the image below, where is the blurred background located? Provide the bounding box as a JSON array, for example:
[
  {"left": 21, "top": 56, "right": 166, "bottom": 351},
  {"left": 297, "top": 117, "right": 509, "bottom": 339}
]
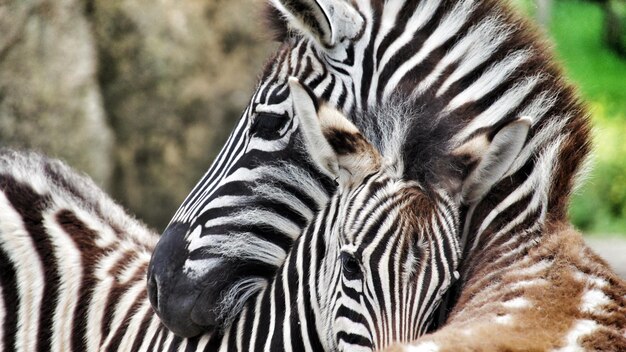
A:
[
  {"left": 0, "top": 0, "right": 624, "bottom": 242},
  {"left": 0, "top": 0, "right": 275, "bottom": 231}
]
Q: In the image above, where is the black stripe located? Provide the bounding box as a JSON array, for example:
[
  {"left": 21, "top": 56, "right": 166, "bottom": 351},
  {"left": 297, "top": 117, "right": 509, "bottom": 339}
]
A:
[
  {"left": 167, "top": 335, "right": 183, "bottom": 352},
  {"left": 130, "top": 310, "right": 155, "bottom": 352},
  {"left": 0, "top": 242, "right": 18, "bottom": 351},
  {"left": 376, "top": 3, "right": 447, "bottom": 101},
  {"left": 0, "top": 175, "right": 59, "bottom": 352},
  {"left": 302, "top": 229, "right": 325, "bottom": 350},
  {"left": 106, "top": 290, "right": 148, "bottom": 352},
  {"left": 56, "top": 210, "right": 102, "bottom": 351}
]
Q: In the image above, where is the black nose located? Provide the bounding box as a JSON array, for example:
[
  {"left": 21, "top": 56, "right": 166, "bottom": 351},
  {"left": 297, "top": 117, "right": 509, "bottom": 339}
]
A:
[{"left": 147, "top": 222, "right": 208, "bottom": 337}]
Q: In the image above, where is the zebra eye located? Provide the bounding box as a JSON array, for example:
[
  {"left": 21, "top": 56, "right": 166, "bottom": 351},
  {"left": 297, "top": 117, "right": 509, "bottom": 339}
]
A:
[
  {"left": 340, "top": 252, "right": 361, "bottom": 278},
  {"left": 250, "top": 112, "right": 290, "bottom": 139}
]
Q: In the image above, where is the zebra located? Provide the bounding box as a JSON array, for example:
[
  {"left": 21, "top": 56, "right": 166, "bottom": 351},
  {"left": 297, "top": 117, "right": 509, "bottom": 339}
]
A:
[
  {"left": 148, "top": 0, "right": 591, "bottom": 338},
  {"left": 0, "top": 78, "right": 532, "bottom": 350}
]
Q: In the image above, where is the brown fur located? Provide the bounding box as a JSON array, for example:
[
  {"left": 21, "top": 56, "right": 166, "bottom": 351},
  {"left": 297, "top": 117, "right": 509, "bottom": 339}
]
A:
[{"left": 386, "top": 222, "right": 626, "bottom": 351}]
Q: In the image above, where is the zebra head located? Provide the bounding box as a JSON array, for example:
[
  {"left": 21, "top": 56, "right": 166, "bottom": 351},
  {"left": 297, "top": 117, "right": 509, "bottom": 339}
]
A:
[
  {"left": 148, "top": 0, "right": 561, "bottom": 338},
  {"left": 147, "top": 0, "right": 367, "bottom": 336},
  {"left": 288, "top": 78, "right": 532, "bottom": 349}
]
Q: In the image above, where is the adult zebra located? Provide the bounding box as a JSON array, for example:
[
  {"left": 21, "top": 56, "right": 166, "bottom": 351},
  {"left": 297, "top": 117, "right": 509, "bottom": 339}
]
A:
[
  {"left": 148, "top": 0, "right": 591, "bottom": 337},
  {"left": 0, "top": 80, "right": 531, "bottom": 350}
]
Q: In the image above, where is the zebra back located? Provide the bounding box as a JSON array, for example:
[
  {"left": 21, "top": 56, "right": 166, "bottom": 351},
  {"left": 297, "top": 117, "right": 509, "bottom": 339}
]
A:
[{"left": 0, "top": 150, "right": 172, "bottom": 351}]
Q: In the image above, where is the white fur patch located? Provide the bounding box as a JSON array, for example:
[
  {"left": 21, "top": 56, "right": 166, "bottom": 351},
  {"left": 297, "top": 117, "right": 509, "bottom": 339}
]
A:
[
  {"left": 510, "top": 278, "right": 549, "bottom": 290},
  {"left": 502, "top": 297, "right": 531, "bottom": 309},
  {"left": 405, "top": 341, "right": 441, "bottom": 352},
  {"left": 514, "top": 260, "right": 553, "bottom": 277},
  {"left": 553, "top": 319, "right": 598, "bottom": 352},
  {"left": 494, "top": 314, "right": 513, "bottom": 325},
  {"left": 573, "top": 272, "right": 608, "bottom": 288},
  {"left": 580, "top": 289, "right": 610, "bottom": 314}
]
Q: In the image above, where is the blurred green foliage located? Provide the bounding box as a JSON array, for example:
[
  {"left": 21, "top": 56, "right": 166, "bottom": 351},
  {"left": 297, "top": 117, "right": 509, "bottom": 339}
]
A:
[{"left": 511, "top": 0, "right": 626, "bottom": 235}]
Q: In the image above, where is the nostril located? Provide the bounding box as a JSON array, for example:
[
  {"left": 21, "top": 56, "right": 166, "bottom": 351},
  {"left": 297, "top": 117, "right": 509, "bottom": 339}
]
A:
[{"left": 147, "top": 271, "right": 160, "bottom": 311}]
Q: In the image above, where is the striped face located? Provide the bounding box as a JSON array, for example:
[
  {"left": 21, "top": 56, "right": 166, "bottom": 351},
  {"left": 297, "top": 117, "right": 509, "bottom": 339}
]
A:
[
  {"left": 289, "top": 78, "right": 461, "bottom": 349},
  {"left": 289, "top": 78, "right": 530, "bottom": 350},
  {"left": 147, "top": 8, "right": 362, "bottom": 336},
  {"left": 321, "top": 174, "right": 460, "bottom": 350}
]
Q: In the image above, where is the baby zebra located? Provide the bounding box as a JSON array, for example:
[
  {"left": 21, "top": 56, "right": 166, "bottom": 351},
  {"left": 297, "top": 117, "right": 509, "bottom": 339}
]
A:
[
  {"left": 387, "top": 222, "right": 626, "bottom": 352},
  {"left": 0, "top": 78, "right": 531, "bottom": 351}
]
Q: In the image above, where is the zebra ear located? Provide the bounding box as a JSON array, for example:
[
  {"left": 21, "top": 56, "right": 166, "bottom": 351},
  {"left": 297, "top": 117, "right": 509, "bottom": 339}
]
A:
[
  {"left": 452, "top": 117, "right": 532, "bottom": 204},
  {"left": 289, "top": 77, "right": 339, "bottom": 178},
  {"left": 268, "top": 0, "right": 364, "bottom": 48},
  {"left": 289, "top": 77, "right": 381, "bottom": 186}
]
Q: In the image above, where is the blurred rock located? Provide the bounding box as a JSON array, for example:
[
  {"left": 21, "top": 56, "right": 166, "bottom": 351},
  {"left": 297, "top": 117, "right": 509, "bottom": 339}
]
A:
[
  {"left": 0, "top": 0, "right": 113, "bottom": 187},
  {"left": 1, "top": 0, "right": 274, "bottom": 230},
  {"left": 89, "top": 0, "right": 274, "bottom": 231}
]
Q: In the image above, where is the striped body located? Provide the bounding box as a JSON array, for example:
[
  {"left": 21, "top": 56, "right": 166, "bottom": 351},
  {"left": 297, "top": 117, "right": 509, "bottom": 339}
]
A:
[
  {"left": 0, "top": 108, "right": 460, "bottom": 350},
  {"left": 0, "top": 96, "right": 465, "bottom": 351},
  {"left": 0, "top": 82, "right": 534, "bottom": 350},
  {"left": 0, "top": 151, "right": 411, "bottom": 351},
  {"left": 149, "top": 0, "right": 591, "bottom": 337},
  {"left": 388, "top": 223, "right": 626, "bottom": 351}
]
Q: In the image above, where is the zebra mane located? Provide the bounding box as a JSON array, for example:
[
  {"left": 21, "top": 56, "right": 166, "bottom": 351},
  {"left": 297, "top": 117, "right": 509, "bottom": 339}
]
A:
[
  {"left": 263, "top": 2, "right": 291, "bottom": 42},
  {"left": 354, "top": 97, "right": 458, "bottom": 187}
]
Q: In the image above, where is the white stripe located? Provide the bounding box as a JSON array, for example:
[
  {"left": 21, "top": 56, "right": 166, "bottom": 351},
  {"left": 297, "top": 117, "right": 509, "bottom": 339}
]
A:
[
  {"left": 263, "top": 284, "right": 277, "bottom": 352},
  {"left": 178, "top": 116, "right": 250, "bottom": 223},
  {"left": 249, "top": 291, "right": 264, "bottom": 351},
  {"left": 235, "top": 306, "right": 247, "bottom": 351},
  {"left": 202, "top": 209, "right": 300, "bottom": 240},
  {"left": 117, "top": 302, "right": 153, "bottom": 351},
  {"left": 252, "top": 183, "right": 315, "bottom": 220},
  {"left": 446, "top": 49, "right": 532, "bottom": 116},
  {"left": 161, "top": 330, "right": 175, "bottom": 351},
  {"left": 45, "top": 210, "right": 82, "bottom": 352},
  {"left": 282, "top": 255, "right": 294, "bottom": 352},
  {"left": 296, "top": 234, "right": 315, "bottom": 352},
  {"left": 382, "top": 0, "right": 476, "bottom": 100},
  {"left": 195, "top": 332, "right": 212, "bottom": 352},
  {"left": 173, "top": 115, "right": 249, "bottom": 223},
  {"left": 193, "top": 233, "right": 287, "bottom": 266},
  {"left": 0, "top": 192, "right": 45, "bottom": 352},
  {"left": 100, "top": 281, "right": 146, "bottom": 350},
  {"left": 370, "top": 0, "right": 442, "bottom": 104},
  {"left": 419, "top": 16, "right": 511, "bottom": 96},
  {"left": 182, "top": 257, "right": 222, "bottom": 280}
]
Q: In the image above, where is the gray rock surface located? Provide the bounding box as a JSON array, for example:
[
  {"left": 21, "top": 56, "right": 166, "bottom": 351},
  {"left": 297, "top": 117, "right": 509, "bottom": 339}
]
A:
[
  {"left": 90, "top": 0, "right": 274, "bottom": 230},
  {"left": 0, "top": 0, "right": 273, "bottom": 230},
  {"left": 0, "top": 0, "right": 113, "bottom": 187}
]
